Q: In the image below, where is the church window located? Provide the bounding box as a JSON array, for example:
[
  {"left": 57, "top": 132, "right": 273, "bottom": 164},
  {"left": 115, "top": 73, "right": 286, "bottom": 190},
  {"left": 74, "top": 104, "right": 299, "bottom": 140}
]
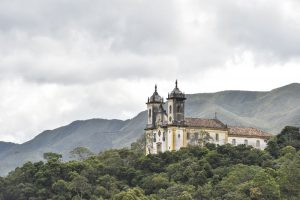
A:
[
  {"left": 256, "top": 140, "right": 260, "bottom": 148},
  {"left": 215, "top": 133, "right": 219, "bottom": 142},
  {"left": 169, "top": 105, "right": 172, "bottom": 114},
  {"left": 232, "top": 139, "right": 236, "bottom": 145},
  {"left": 158, "top": 131, "right": 161, "bottom": 137},
  {"left": 163, "top": 132, "right": 166, "bottom": 141},
  {"left": 169, "top": 116, "right": 172, "bottom": 122},
  {"left": 244, "top": 139, "right": 248, "bottom": 145},
  {"left": 149, "top": 109, "right": 151, "bottom": 118},
  {"left": 178, "top": 134, "right": 180, "bottom": 138},
  {"left": 187, "top": 132, "right": 190, "bottom": 140},
  {"left": 177, "top": 105, "right": 181, "bottom": 112},
  {"left": 154, "top": 133, "right": 156, "bottom": 142}
]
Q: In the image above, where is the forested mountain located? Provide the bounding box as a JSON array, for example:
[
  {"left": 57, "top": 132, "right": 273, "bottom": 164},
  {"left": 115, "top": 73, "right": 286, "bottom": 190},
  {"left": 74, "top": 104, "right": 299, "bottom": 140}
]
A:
[
  {"left": 0, "top": 126, "right": 299, "bottom": 199},
  {"left": 0, "top": 112, "right": 147, "bottom": 176},
  {"left": 0, "top": 83, "right": 299, "bottom": 176}
]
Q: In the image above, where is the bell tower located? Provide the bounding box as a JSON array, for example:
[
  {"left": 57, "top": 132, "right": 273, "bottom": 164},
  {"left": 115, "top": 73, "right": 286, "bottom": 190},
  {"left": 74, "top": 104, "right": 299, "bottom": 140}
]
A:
[
  {"left": 167, "top": 80, "right": 186, "bottom": 125},
  {"left": 146, "top": 85, "right": 163, "bottom": 129}
]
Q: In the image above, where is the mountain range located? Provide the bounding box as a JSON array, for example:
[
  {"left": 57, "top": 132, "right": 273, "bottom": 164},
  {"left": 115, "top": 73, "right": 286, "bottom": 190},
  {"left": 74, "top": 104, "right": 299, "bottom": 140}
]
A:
[{"left": 0, "top": 83, "right": 300, "bottom": 176}]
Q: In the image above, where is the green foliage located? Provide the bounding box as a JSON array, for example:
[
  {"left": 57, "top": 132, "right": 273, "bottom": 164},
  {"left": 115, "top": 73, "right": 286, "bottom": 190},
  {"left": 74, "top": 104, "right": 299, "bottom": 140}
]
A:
[
  {"left": 0, "top": 126, "right": 299, "bottom": 199},
  {"left": 130, "top": 135, "right": 146, "bottom": 156},
  {"left": 278, "top": 151, "right": 300, "bottom": 199},
  {"left": 69, "top": 147, "right": 94, "bottom": 161},
  {"left": 266, "top": 126, "right": 300, "bottom": 158},
  {"left": 277, "top": 126, "right": 300, "bottom": 150},
  {"left": 113, "top": 188, "right": 149, "bottom": 200},
  {"left": 43, "top": 152, "right": 62, "bottom": 162}
]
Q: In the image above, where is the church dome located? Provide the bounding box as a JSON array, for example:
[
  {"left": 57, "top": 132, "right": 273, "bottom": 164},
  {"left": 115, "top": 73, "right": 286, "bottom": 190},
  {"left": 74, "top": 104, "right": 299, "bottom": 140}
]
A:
[
  {"left": 148, "top": 85, "right": 163, "bottom": 103},
  {"left": 168, "top": 80, "right": 186, "bottom": 99}
]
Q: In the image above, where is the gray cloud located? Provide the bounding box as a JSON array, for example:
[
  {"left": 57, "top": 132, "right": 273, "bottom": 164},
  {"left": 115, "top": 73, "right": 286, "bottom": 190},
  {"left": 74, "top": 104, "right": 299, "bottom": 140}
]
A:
[
  {"left": 211, "top": 0, "right": 300, "bottom": 62},
  {"left": 1, "top": 0, "right": 300, "bottom": 84},
  {"left": 0, "top": 0, "right": 300, "bottom": 142}
]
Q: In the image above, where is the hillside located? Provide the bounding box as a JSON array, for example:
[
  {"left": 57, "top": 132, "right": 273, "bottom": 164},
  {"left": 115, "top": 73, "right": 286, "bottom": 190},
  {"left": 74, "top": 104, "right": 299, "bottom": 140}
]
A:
[
  {"left": 0, "top": 142, "right": 18, "bottom": 155},
  {"left": 0, "top": 111, "right": 147, "bottom": 176},
  {"left": 186, "top": 83, "right": 300, "bottom": 133},
  {"left": 0, "top": 83, "right": 299, "bottom": 176}
]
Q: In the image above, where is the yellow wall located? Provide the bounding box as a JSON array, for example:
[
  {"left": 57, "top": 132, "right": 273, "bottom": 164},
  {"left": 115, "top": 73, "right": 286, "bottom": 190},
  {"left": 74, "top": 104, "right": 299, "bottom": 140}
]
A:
[{"left": 172, "top": 128, "right": 176, "bottom": 150}]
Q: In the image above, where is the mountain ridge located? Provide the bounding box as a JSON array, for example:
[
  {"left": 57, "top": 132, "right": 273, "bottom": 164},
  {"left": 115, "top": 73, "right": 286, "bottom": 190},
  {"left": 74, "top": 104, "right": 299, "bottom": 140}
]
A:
[{"left": 0, "top": 83, "right": 299, "bottom": 176}]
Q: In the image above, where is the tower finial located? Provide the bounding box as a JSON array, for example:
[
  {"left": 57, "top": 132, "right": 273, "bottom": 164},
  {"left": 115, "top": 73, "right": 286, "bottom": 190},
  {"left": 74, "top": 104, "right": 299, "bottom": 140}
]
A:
[
  {"left": 175, "top": 80, "right": 178, "bottom": 89},
  {"left": 155, "top": 84, "right": 157, "bottom": 92}
]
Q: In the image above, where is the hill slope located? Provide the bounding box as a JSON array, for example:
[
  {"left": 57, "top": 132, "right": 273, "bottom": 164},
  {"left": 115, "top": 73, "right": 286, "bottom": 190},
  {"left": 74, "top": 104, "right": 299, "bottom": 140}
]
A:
[
  {"left": 0, "top": 83, "right": 299, "bottom": 176},
  {"left": 0, "top": 112, "right": 147, "bottom": 176},
  {"left": 186, "top": 83, "right": 300, "bottom": 133},
  {"left": 0, "top": 142, "right": 18, "bottom": 155}
]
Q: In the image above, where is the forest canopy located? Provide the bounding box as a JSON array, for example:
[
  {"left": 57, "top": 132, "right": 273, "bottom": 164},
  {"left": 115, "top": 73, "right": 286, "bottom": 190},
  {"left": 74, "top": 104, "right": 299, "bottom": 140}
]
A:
[{"left": 0, "top": 126, "right": 299, "bottom": 200}]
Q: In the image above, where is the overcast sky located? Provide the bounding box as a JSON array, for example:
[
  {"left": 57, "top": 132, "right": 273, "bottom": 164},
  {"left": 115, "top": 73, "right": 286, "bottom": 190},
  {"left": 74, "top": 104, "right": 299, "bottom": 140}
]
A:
[{"left": 0, "top": 0, "right": 300, "bottom": 143}]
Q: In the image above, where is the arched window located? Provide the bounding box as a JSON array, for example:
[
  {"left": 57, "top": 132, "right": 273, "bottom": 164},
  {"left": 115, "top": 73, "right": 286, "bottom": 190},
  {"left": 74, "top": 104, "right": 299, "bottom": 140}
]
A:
[
  {"left": 215, "top": 133, "right": 219, "bottom": 142},
  {"left": 153, "top": 133, "right": 156, "bottom": 142},
  {"left": 158, "top": 130, "right": 161, "bottom": 137},
  {"left": 178, "top": 133, "right": 180, "bottom": 138},
  {"left": 187, "top": 132, "right": 190, "bottom": 140},
  {"left": 232, "top": 139, "right": 236, "bottom": 145},
  {"left": 244, "top": 139, "right": 248, "bottom": 145},
  {"left": 169, "top": 116, "right": 172, "bottom": 122},
  {"left": 256, "top": 140, "right": 260, "bottom": 148},
  {"left": 169, "top": 105, "right": 172, "bottom": 114},
  {"left": 177, "top": 105, "right": 181, "bottom": 112},
  {"left": 163, "top": 132, "right": 166, "bottom": 141},
  {"left": 149, "top": 109, "right": 151, "bottom": 118}
]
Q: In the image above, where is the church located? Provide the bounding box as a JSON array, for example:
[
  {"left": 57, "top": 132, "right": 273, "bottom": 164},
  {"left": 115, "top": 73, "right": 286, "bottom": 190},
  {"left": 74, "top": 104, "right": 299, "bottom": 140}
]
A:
[{"left": 145, "top": 81, "right": 272, "bottom": 155}]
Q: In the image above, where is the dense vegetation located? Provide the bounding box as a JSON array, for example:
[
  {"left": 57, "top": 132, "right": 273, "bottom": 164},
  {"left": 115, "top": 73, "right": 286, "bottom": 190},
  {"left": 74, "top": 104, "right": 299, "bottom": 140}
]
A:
[{"left": 0, "top": 126, "right": 299, "bottom": 200}]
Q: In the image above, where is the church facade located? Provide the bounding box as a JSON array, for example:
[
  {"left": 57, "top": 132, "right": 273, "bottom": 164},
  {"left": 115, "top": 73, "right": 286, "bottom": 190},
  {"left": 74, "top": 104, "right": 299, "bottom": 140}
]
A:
[{"left": 145, "top": 81, "right": 272, "bottom": 155}]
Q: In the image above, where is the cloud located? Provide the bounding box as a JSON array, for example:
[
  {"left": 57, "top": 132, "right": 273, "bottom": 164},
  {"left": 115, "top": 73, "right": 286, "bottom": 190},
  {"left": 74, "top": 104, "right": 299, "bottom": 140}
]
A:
[
  {"left": 0, "top": 0, "right": 300, "bottom": 142},
  {"left": 209, "top": 0, "right": 300, "bottom": 62}
]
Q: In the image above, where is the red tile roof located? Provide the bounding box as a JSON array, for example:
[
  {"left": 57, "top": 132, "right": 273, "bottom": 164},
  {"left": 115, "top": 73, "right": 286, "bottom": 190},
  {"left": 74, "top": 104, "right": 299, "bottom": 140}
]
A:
[
  {"left": 229, "top": 126, "right": 273, "bottom": 139},
  {"left": 185, "top": 117, "right": 227, "bottom": 129}
]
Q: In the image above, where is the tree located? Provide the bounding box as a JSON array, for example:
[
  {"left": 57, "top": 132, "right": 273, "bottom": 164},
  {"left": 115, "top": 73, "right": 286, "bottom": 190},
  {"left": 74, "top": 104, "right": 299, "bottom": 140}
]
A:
[
  {"left": 267, "top": 126, "right": 300, "bottom": 158},
  {"left": 272, "top": 126, "right": 300, "bottom": 150},
  {"left": 246, "top": 170, "right": 280, "bottom": 200},
  {"left": 265, "top": 137, "right": 280, "bottom": 158},
  {"left": 158, "top": 184, "right": 195, "bottom": 200},
  {"left": 215, "top": 164, "right": 280, "bottom": 200},
  {"left": 52, "top": 179, "right": 71, "bottom": 199},
  {"left": 113, "top": 188, "right": 149, "bottom": 200},
  {"left": 70, "top": 175, "right": 91, "bottom": 199},
  {"left": 131, "top": 136, "right": 146, "bottom": 156},
  {"left": 69, "top": 147, "right": 94, "bottom": 161},
  {"left": 278, "top": 151, "right": 300, "bottom": 199},
  {"left": 43, "top": 152, "right": 62, "bottom": 162},
  {"left": 141, "top": 173, "right": 170, "bottom": 194},
  {"left": 280, "top": 145, "right": 297, "bottom": 156},
  {"left": 198, "top": 130, "right": 213, "bottom": 147}
]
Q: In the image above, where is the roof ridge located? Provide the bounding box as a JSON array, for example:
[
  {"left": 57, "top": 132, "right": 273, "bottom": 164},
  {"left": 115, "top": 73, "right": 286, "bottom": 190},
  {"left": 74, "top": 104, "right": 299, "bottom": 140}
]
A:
[{"left": 229, "top": 126, "right": 273, "bottom": 137}]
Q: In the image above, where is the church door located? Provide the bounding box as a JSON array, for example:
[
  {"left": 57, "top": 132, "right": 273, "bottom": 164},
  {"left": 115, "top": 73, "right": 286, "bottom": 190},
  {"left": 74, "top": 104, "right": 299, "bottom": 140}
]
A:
[{"left": 157, "top": 142, "right": 162, "bottom": 153}]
